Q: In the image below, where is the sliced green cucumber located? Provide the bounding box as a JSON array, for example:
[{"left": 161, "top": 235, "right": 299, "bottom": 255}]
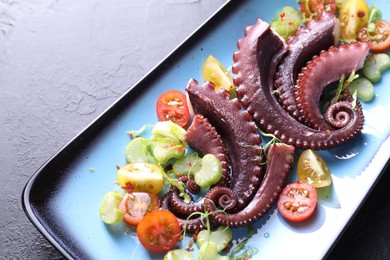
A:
[
  {"left": 164, "top": 249, "right": 194, "bottom": 260},
  {"left": 149, "top": 137, "right": 186, "bottom": 164},
  {"left": 363, "top": 53, "right": 390, "bottom": 83},
  {"left": 172, "top": 152, "right": 201, "bottom": 176},
  {"left": 125, "top": 137, "right": 150, "bottom": 163},
  {"left": 194, "top": 154, "right": 222, "bottom": 188},
  {"left": 99, "top": 191, "right": 124, "bottom": 225},
  {"left": 196, "top": 226, "right": 232, "bottom": 252},
  {"left": 198, "top": 241, "right": 229, "bottom": 260},
  {"left": 348, "top": 77, "right": 375, "bottom": 102},
  {"left": 270, "top": 6, "right": 302, "bottom": 40},
  {"left": 152, "top": 121, "right": 187, "bottom": 146}
]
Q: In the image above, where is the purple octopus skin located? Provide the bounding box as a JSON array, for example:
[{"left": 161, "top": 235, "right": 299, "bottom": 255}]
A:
[
  {"left": 185, "top": 114, "right": 230, "bottom": 187},
  {"left": 295, "top": 42, "right": 369, "bottom": 131},
  {"left": 160, "top": 191, "right": 211, "bottom": 233},
  {"left": 205, "top": 143, "right": 295, "bottom": 227},
  {"left": 274, "top": 12, "right": 338, "bottom": 121},
  {"left": 186, "top": 79, "right": 264, "bottom": 211},
  {"left": 233, "top": 18, "right": 370, "bottom": 150}
]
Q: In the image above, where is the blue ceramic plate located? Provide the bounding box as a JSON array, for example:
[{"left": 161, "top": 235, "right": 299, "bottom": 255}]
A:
[{"left": 23, "top": 0, "right": 390, "bottom": 259}]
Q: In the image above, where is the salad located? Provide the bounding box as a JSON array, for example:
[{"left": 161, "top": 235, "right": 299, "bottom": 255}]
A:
[{"left": 99, "top": 0, "right": 390, "bottom": 259}]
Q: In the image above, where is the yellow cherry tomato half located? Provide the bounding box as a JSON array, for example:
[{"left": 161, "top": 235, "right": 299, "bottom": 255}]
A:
[
  {"left": 297, "top": 149, "right": 332, "bottom": 188},
  {"left": 117, "top": 162, "right": 164, "bottom": 194},
  {"left": 202, "top": 55, "right": 234, "bottom": 92}
]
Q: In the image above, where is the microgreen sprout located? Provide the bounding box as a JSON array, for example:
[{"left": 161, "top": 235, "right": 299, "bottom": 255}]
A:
[
  {"left": 162, "top": 170, "right": 191, "bottom": 203},
  {"left": 182, "top": 199, "right": 228, "bottom": 238},
  {"left": 258, "top": 128, "right": 281, "bottom": 164},
  {"left": 367, "top": 4, "right": 382, "bottom": 34},
  {"left": 229, "top": 225, "right": 259, "bottom": 260},
  {"left": 333, "top": 70, "right": 359, "bottom": 104},
  {"left": 127, "top": 124, "right": 154, "bottom": 138},
  {"left": 351, "top": 89, "right": 358, "bottom": 109}
]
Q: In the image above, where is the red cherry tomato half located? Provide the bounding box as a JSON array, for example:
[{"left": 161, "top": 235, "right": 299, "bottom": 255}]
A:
[
  {"left": 156, "top": 90, "right": 190, "bottom": 128},
  {"left": 136, "top": 210, "right": 181, "bottom": 253},
  {"left": 118, "top": 192, "right": 160, "bottom": 226},
  {"left": 277, "top": 181, "right": 317, "bottom": 222},
  {"left": 359, "top": 20, "right": 390, "bottom": 53}
]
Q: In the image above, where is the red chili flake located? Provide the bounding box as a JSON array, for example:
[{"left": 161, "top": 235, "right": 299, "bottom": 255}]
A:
[
  {"left": 186, "top": 161, "right": 192, "bottom": 167},
  {"left": 358, "top": 11, "right": 366, "bottom": 18},
  {"left": 129, "top": 132, "right": 134, "bottom": 138},
  {"left": 116, "top": 165, "right": 120, "bottom": 169},
  {"left": 280, "top": 12, "right": 286, "bottom": 20},
  {"left": 125, "top": 183, "right": 135, "bottom": 193}
]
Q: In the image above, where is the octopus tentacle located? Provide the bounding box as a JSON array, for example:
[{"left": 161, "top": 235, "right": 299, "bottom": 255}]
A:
[
  {"left": 294, "top": 42, "right": 369, "bottom": 131},
  {"left": 326, "top": 100, "right": 359, "bottom": 129},
  {"left": 185, "top": 114, "right": 230, "bottom": 187},
  {"left": 169, "top": 188, "right": 204, "bottom": 215},
  {"left": 205, "top": 143, "right": 295, "bottom": 227},
  {"left": 274, "top": 12, "right": 338, "bottom": 121},
  {"left": 204, "top": 187, "right": 237, "bottom": 212},
  {"left": 186, "top": 177, "right": 201, "bottom": 194},
  {"left": 160, "top": 191, "right": 210, "bottom": 233},
  {"left": 186, "top": 79, "right": 263, "bottom": 211},
  {"left": 233, "top": 18, "right": 369, "bottom": 150}
]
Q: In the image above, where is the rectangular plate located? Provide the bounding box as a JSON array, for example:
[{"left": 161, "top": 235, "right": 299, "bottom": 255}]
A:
[{"left": 22, "top": 0, "right": 390, "bottom": 259}]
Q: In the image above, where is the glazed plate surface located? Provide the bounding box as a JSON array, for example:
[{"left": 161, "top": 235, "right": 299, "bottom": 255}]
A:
[{"left": 23, "top": 0, "right": 390, "bottom": 259}]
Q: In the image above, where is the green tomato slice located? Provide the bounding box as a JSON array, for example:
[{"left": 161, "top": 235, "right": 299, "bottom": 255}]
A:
[
  {"left": 348, "top": 77, "right": 375, "bottom": 102},
  {"left": 196, "top": 226, "right": 232, "bottom": 252},
  {"left": 194, "top": 154, "right": 222, "bottom": 188},
  {"left": 363, "top": 53, "right": 390, "bottom": 83},
  {"left": 99, "top": 191, "right": 125, "bottom": 225}
]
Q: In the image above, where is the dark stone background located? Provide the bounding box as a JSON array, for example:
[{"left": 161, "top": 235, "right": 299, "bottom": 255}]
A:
[{"left": 1, "top": 0, "right": 389, "bottom": 259}]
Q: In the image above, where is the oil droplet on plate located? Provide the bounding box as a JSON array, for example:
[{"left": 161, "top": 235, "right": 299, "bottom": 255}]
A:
[{"left": 263, "top": 232, "right": 270, "bottom": 239}]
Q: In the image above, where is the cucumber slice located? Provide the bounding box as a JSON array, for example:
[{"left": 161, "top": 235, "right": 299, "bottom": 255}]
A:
[
  {"left": 125, "top": 137, "right": 150, "bottom": 163},
  {"left": 152, "top": 121, "right": 187, "bottom": 146},
  {"left": 196, "top": 226, "right": 232, "bottom": 252},
  {"left": 198, "top": 241, "right": 229, "bottom": 260},
  {"left": 194, "top": 154, "right": 222, "bottom": 188},
  {"left": 164, "top": 249, "right": 194, "bottom": 260},
  {"left": 270, "top": 6, "right": 302, "bottom": 40},
  {"left": 363, "top": 53, "right": 390, "bottom": 83},
  {"left": 348, "top": 77, "right": 375, "bottom": 102},
  {"left": 172, "top": 152, "right": 201, "bottom": 176},
  {"left": 99, "top": 191, "right": 124, "bottom": 225},
  {"left": 149, "top": 137, "right": 186, "bottom": 164}
]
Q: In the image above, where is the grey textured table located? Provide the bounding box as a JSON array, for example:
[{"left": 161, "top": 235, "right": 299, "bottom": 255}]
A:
[{"left": 1, "top": 0, "right": 389, "bottom": 259}]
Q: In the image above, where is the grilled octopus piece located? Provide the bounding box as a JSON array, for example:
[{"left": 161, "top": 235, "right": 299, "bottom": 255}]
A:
[
  {"left": 233, "top": 18, "right": 370, "bottom": 150},
  {"left": 274, "top": 12, "right": 338, "bottom": 122}
]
